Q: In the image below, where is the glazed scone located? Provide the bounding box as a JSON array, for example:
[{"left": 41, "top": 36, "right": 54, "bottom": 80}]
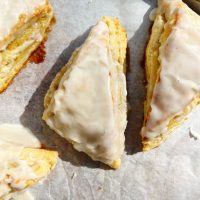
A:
[
  {"left": 0, "top": 0, "right": 54, "bottom": 93},
  {"left": 141, "top": 0, "right": 200, "bottom": 150},
  {"left": 0, "top": 140, "right": 58, "bottom": 199},
  {"left": 43, "top": 17, "right": 127, "bottom": 169}
]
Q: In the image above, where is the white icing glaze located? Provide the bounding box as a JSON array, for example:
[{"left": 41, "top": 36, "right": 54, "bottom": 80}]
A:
[
  {"left": 0, "top": 0, "right": 45, "bottom": 41},
  {"left": 142, "top": 0, "right": 200, "bottom": 139},
  {"left": 45, "top": 21, "right": 126, "bottom": 164},
  {"left": 0, "top": 124, "right": 41, "bottom": 148},
  {"left": 0, "top": 124, "right": 42, "bottom": 198}
]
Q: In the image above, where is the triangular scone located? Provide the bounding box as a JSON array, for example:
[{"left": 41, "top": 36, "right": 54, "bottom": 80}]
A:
[
  {"left": 0, "top": 140, "right": 58, "bottom": 198},
  {"left": 43, "top": 17, "right": 127, "bottom": 169},
  {"left": 0, "top": 0, "right": 54, "bottom": 93},
  {"left": 141, "top": 0, "right": 200, "bottom": 151}
]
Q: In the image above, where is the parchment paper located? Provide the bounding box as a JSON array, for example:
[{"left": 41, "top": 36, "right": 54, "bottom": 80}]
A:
[{"left": 1, "top": 0, "right": 200, "bottom": 199}]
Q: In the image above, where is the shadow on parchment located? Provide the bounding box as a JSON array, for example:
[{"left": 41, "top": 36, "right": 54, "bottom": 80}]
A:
[
  {"left": 20, "top": 27, "right": 111, "bottom": 170},
  {"left": 143, "top": 0, "right": 157, "bottom": 7},
  {"left": 124, "top": 3, "right": 155, "bottom": 155}
]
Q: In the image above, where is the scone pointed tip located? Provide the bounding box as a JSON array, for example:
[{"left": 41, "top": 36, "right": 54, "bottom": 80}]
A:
[{"left": 111, "top": 159, "right": 121, "bottom": 169}]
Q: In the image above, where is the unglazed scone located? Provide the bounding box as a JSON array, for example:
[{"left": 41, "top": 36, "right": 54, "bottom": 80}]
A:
[
  {"left": 0, "top": 138, "right": 58, "bottom": 198},
  {"left": 0, "top": 0, "right": 54, "bottom": 93},
  {"left": 141, "top": 0, "right": 200, "bottom": 151},
  {"left": 43, "top": 17, "right": 127, "bottom": 169}
]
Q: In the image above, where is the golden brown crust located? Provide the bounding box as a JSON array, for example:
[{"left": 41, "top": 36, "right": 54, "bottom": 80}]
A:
[
  {"left": 143, "top": 129, "right": 175, "bottom": 151},
  {"left": 20, "top": 148, "right": 58, "bottom": 173}
]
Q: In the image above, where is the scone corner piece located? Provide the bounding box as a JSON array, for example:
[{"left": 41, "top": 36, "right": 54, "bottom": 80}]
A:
[
  {"left": 0, "top": 146, "right": 58, "bottom": 198},
  {"left": 0, "top": 0, "right": 54, "bottom": 93}
]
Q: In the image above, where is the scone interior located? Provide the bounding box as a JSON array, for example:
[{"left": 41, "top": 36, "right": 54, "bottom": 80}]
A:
[
  {"left": 0, "top": 0, "right": 54, "bottom": 92},
  {"left": 0, "top": 141, "right": 58, "bottom": 198},
  {"left": 142, "top": 0, "right": 200, "bottom": 150},
  {"left": 43, "top": 16, "right": 127, "bottom": 169}
]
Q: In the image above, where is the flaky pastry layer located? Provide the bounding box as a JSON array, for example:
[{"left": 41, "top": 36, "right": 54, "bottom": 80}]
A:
[{"left": 0, "top": 1, "right": 54, "bottom": 92}]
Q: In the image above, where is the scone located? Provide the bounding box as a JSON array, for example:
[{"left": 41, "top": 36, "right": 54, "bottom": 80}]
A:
[
  {"left": 141, "top": 0, "right": 200, "bottom": 151},
  {"left": 43, "top": 17, "right": 127, "bottom": 169},
  {"left": 0, "top": 140, "right": 58, "bottom": 198},
  {"left": 0, "top": 0, "right": 54, "bottom": 93}
]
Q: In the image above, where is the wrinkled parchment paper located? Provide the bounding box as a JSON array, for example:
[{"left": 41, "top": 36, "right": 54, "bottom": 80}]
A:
[{"left": 1, "top": 0, "right": 200, "bottom": 199}]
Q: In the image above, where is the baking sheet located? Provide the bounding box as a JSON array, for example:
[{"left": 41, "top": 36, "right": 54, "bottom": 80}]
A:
[{"left": 1, "top": 0, "right": 200, "bottom": 199}]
